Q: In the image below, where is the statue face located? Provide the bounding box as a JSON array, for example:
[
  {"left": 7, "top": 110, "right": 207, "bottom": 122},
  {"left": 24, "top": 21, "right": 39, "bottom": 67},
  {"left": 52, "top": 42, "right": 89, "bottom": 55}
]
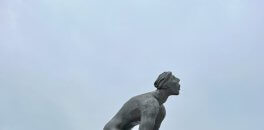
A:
[{"left": 166, "top": 76, "right": 181, "bottom": 95}]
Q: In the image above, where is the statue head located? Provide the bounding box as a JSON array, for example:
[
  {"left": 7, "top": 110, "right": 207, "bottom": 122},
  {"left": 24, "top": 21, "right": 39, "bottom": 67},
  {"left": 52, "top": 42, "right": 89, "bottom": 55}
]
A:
[{"left": 154, "top": 71, "right": 181, "bottom": 95}]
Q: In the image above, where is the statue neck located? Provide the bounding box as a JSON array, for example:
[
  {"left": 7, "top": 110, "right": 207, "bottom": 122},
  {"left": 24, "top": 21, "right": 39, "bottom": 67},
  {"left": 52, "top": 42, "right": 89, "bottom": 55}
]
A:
[{"left": 152, "top": 89, "right": 170, "bottom": 105}]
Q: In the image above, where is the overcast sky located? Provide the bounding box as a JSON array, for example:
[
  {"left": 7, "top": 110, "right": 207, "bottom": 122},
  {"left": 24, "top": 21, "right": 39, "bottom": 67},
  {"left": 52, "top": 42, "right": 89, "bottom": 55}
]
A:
[{"left": 0, "top": 0, "right": 264, "bottom": 130}]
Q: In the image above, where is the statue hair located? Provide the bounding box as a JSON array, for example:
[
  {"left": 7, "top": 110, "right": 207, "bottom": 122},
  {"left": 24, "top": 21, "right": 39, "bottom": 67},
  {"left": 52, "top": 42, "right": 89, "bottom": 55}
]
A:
[{"left": 154, "top": 71, "right": 172, "bottom": 89}]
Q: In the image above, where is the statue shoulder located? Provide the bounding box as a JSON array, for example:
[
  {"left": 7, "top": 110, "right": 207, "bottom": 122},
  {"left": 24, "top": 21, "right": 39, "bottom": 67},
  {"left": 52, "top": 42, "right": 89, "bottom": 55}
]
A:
[
  {"left": 128, "top": 92, "right": 161, "bottom": 111},
  {"left": 140, "top": 96, "right": 160, "bottom": 111}
]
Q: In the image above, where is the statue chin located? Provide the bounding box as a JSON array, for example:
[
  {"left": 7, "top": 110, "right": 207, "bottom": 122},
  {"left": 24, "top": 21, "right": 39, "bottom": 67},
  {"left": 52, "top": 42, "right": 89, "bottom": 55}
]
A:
[{"left": 172, "top": 91, "right": 179, "bottom": 95}]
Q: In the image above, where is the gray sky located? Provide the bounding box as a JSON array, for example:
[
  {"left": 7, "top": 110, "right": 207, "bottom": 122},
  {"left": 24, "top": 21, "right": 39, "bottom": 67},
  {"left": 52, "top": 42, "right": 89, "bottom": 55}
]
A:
[{"left": 0, "top": 0, "right": 264, "bottom": 130}]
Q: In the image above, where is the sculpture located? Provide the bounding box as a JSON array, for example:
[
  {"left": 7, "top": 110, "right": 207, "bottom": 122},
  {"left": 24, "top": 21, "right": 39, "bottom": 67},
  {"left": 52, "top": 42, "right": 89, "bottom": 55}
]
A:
[{"left": 104, "top": 71, "right": 181, "bottom": 130}]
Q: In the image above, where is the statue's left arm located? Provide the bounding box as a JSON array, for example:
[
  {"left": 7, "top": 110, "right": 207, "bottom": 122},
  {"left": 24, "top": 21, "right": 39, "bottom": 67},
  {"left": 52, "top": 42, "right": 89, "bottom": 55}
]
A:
[
  {"left": 139, "top": 100, "right": 160, "bottom": 130},
  {"left": 153, "top": 105, "right": 166, "bottom": 130}
]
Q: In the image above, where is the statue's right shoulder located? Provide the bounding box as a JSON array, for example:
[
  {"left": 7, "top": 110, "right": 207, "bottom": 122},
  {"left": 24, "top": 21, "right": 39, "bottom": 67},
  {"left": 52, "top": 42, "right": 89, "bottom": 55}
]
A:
[{"left": 127, "top": 92, "right": 158, "bottom": 106}]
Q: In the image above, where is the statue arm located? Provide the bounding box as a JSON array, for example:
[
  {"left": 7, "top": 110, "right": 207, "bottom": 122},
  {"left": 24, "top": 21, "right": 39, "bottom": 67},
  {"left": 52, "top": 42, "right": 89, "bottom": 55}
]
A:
[
  {"left": 153, "top": 105, "right": 166, "bottom": 130},
  {"left": 139, "top": 100, "right": 160, "bottom": 130}
]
